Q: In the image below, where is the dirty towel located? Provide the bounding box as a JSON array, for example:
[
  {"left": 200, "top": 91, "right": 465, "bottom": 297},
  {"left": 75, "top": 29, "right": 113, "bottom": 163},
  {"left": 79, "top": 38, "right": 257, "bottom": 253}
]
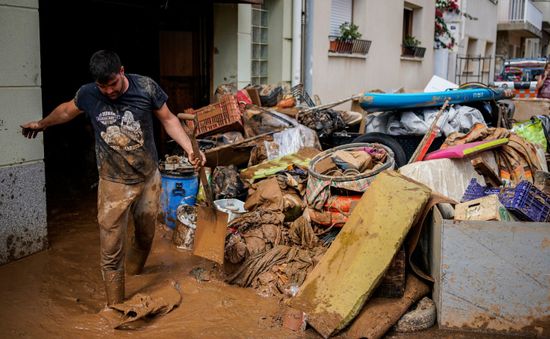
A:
[
  {"left": 110, "top": 280, "right": 182, "bottom": 329},
  {"left": 245, "top": 177, "right": 284, "bottom": 211}
]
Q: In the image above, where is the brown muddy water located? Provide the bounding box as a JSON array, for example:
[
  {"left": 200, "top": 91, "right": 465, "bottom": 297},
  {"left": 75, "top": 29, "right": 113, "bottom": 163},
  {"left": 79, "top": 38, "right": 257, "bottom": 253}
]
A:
[{"left": 0, "top": 192, "right": 522, "bottom": 338}]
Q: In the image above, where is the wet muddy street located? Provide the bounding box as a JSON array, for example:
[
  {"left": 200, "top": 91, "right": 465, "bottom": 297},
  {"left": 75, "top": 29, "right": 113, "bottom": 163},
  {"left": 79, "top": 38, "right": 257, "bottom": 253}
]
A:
[
  {"left": 0, "top": 192, "right": 300, "bottom": 338},
  {"left": 0, "top": 191, "right": 519, "bottom": 338}
]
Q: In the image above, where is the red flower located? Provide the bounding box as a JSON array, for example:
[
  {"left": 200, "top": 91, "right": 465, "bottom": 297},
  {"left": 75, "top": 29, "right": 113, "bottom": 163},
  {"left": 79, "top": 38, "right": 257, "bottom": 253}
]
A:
[{"left": 436, "top": 8, "right": 443, "bottom": 17}]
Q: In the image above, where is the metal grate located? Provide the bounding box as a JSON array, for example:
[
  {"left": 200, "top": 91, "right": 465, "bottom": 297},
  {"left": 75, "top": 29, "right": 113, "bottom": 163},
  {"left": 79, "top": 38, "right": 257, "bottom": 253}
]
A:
[
  {"left": 328, "top": 36, "right": 372, "bottom": 55},
  {"left": 290, "top": 84, "right": 315, "bottom": 107}
]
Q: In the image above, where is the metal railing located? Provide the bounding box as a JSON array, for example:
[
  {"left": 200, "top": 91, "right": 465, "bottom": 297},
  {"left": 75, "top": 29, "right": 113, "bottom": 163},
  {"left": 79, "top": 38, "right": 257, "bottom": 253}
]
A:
[
  {"left": 499, "top": 0, "right": 543, "bottom": 30},
  {"left": 328, "top": 36, "right": 372, "bottom": 55},
  {"left": 455, "top": 55, "right": 493, "bottom": 85}
]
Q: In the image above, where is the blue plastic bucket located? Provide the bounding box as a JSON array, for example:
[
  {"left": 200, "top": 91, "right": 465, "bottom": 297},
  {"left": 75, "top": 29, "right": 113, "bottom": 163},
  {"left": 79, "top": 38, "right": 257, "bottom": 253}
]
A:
[{"left": 160, "top": 172, "right": 199, "bottom": 229}]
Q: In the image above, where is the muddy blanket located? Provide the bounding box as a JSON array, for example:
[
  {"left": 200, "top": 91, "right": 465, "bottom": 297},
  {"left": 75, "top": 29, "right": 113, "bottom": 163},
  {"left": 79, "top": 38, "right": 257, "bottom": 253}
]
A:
[
  {"left": 226, "top": 245, "right": 325, "bottom": 297},
  {"left": 225, "top": 209, "right": 286, "bottom": 264},
  {"left": 443, "top": 123, "right": 543, "bottom": 184},
  {"left": 111, "top": 280, "right": 182, "bottom": 329},
  {"left": 245, "top": 174, "right": 306, "bottom": 221}
]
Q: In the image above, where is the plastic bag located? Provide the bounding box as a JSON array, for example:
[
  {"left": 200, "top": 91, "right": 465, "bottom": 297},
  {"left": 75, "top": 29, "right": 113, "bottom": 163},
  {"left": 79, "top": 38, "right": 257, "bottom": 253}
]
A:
[
  {"left": 264, "top": 125, "right": 321, "bottom": 160},
  {"left": 512, "top": 117, "right": 547, "bottom": 151}
]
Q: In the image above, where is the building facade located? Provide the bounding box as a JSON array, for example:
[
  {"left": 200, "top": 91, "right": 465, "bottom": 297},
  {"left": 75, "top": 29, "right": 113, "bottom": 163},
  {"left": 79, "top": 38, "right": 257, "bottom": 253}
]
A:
[{"left": 496, "top": 0, "right": 546, "bottom": 61}]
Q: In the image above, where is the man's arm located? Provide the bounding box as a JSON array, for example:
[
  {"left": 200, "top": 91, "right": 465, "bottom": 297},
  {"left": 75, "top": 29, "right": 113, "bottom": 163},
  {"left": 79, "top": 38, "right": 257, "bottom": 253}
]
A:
[
  {"left": 21, "top": 100, "right": 83, "bottom": 138},
  {"left": 154, "top": 103, "right": 205, "bottom": 168}
]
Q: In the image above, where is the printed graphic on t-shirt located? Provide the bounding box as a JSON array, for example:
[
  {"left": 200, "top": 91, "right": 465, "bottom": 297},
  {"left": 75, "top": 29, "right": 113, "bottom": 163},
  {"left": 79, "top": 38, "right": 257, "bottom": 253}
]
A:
[{"left": 98, "top": 110, "right": 144, "bottom": 151}]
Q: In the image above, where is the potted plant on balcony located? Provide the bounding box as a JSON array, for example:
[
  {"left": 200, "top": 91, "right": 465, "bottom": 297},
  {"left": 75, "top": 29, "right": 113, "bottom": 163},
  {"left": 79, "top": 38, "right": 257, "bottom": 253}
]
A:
[
  {"left": 402, "top": 35, "right": 420, "bottom": 56},
  {"left": 330, "top": 22, "right": 362, "bottom": 53}
]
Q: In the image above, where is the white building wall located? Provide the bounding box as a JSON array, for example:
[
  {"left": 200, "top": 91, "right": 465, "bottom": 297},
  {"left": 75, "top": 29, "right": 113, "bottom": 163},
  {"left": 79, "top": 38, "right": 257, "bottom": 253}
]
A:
[
  {"left": 308, "top": 0, "right": 435, "bottom": 108},
  {"left": 0, "top": 0, "right": 48, "bottom": 264},
  {"left": 447, "top": 0, "right": 498, "bottom": 84}
]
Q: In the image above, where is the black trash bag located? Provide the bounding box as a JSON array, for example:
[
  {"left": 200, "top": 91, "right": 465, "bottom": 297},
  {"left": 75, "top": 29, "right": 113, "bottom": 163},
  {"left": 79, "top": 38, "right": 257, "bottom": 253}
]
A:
[{"left": 212, "top": 165, "right": 246, "bottom": 200}]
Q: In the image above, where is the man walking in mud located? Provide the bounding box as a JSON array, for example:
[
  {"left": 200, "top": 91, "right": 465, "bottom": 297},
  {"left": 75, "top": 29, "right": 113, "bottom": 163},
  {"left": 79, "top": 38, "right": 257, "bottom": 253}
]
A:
[{"left": 20, "top": 50, "right": 204, "bottom": 308}]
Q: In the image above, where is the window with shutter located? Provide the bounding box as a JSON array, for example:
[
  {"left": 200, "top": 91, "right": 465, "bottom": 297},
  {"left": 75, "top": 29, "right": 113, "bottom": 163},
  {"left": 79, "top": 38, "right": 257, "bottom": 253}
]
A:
[{"left": 330, "top": 0, "right": 352, "bottom": 36}]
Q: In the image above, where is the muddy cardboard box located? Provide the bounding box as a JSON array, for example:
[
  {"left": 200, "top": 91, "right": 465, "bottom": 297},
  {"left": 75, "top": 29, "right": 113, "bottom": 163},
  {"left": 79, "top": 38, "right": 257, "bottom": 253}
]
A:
[
  {"left": 430, "top": 207, "right": 550, "bottom": 337},
  {"left": 454, "top": 195, "right": 514, "bottom": 222}
]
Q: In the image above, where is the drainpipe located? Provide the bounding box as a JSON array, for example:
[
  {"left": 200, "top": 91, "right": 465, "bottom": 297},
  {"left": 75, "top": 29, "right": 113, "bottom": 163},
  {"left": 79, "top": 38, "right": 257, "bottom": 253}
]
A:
[
  {"left": 304, "top": 0, "right": 313, "bottom": 94},
  {"left": 292, "top": 0, "right": 302, "bottom": 86}
]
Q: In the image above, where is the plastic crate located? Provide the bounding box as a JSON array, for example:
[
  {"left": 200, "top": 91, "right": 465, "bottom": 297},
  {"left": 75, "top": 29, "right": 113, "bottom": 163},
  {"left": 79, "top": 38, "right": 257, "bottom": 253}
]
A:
[
  {"left": 462, "top": 179, "right": 550, "bottom": 222},
  {"left": 184, "top": 95, "right": 243, "bottom": 137},
  {"left": 461, "top": 178, "right": 501, "bottom": 202},
  {"left": 498, "top": 181, "right": 550, "bottom": 222}
]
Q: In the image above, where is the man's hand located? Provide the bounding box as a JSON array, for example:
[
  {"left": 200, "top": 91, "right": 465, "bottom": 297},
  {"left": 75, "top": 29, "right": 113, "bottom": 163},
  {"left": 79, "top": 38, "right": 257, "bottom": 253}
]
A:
[
  {"left": 20, "top": 121, "right": 45, "bottom": 139},
  {"left": 188, "top": 151, "right": 206, "bottom": 170}
]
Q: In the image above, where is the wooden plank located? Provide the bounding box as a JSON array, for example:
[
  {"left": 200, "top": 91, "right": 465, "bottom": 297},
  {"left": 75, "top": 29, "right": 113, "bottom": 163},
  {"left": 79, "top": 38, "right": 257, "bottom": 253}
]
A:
[
  {"left": 344, "top": 275, "right": 430, "bottom": 339},
  {"left": 289, "top": 171, "right": 431, "bottom": 337},
  {"left": 471, "top": 156, "right": 502, "bottom": 187}
]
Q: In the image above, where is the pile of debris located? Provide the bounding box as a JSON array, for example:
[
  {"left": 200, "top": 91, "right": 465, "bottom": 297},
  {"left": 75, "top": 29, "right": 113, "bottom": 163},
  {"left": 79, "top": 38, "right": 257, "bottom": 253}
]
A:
[{"left": 161, "top": 80, "right": 550, "bottom": 338}]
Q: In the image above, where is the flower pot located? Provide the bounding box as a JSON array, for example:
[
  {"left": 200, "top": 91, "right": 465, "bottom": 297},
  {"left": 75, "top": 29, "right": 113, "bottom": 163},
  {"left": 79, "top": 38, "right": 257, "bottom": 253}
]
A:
[{"left": 329, "top": 40, "right": 338, "bottom": 52}]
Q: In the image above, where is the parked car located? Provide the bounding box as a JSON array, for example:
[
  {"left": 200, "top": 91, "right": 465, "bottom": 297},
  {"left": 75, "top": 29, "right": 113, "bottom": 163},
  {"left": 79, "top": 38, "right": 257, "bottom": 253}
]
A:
[{"left": 492, "top": 58, "right": 547, "bottom": 93}]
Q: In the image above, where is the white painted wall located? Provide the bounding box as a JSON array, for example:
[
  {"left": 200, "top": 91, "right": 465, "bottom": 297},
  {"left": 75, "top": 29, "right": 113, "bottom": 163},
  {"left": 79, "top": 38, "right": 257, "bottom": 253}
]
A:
[
  {"left": 308, "top": 0, "right": 435, "bottom": 107},
  {"left": 533, "top": 2, "right": 550, "bottom": 24},
  {"left": 0, "top": 0, "right": 43, "bottom": 165}
]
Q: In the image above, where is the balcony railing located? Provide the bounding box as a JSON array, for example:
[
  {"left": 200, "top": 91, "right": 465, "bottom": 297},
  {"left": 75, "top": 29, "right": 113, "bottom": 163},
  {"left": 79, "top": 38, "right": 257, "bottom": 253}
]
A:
[
  {"left": 498, "top": 0, "right": 543, "bottom": 30},
  {"left": 328, "top": 36, "right": 372, "bottom": 55},
  {"left": 401, "top": 46, "right": 426, "bottom": 58}
]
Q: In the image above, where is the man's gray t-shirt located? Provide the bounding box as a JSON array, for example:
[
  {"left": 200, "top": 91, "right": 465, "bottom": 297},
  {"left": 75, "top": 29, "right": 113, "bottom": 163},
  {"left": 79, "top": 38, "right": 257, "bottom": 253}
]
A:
[{"left": 75, "top": 74, "right": 167, "bottom": 184}]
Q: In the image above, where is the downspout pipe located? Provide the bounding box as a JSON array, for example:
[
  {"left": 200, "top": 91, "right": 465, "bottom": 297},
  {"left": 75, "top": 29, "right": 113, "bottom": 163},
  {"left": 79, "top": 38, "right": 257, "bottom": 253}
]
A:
[
  {"left": 292, "top": 0, "right": 302, "bottom": 86},
  {"left": 304, "top": 0, "right": 313, "bottom": 94}
]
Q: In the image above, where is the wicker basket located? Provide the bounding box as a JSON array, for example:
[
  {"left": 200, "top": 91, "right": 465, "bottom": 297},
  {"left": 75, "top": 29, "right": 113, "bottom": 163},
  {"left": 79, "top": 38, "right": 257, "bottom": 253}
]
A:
[{"left": 184, "top": 95, "right": 243, "bottom": 137}]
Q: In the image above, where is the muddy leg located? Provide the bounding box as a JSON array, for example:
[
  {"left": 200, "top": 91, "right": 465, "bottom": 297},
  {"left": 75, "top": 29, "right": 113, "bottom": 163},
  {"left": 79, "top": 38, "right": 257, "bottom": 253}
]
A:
[
  {"left": 127, "top": 171, "right": 161, "bottom": 275},
  {"left": 97, "top": 178, "right": 140, "bottom": 304}
]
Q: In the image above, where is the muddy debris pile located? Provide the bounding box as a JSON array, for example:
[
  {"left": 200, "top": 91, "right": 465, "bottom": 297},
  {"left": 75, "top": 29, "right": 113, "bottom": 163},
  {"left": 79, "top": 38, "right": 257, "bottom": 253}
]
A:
[{"left": 161, "top": 83, "right": 550, "bottom": 338}]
